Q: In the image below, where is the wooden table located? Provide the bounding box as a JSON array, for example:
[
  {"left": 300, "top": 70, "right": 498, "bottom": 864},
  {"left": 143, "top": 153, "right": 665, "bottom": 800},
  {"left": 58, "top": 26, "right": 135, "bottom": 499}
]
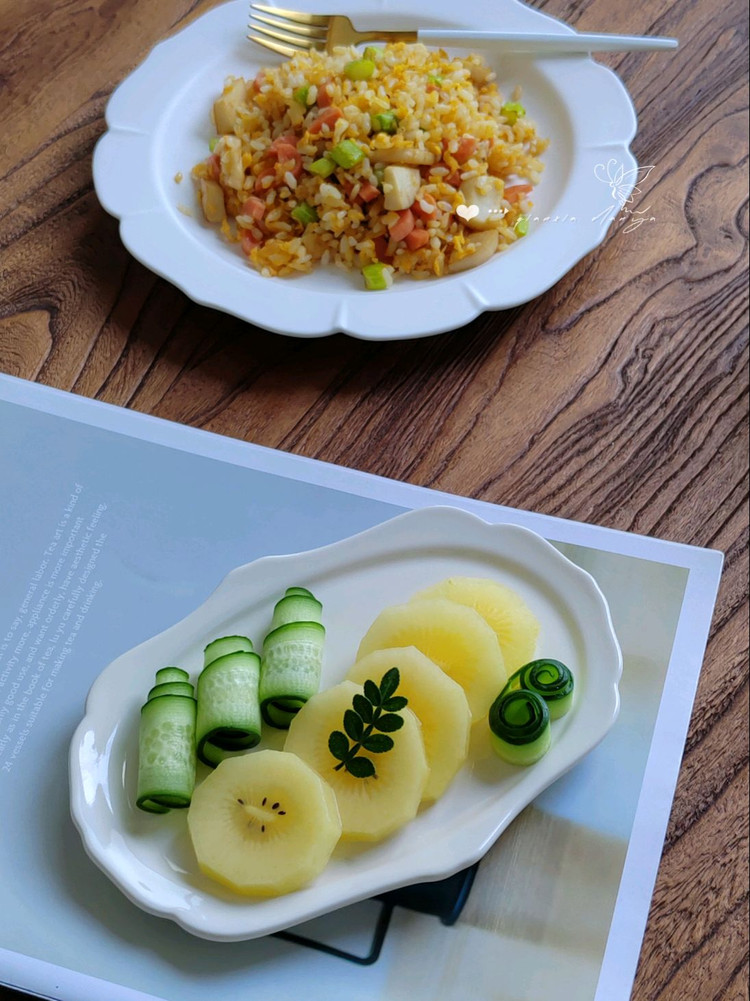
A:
[{"left": 0, "top": 0, "right": 747, "bottom": 997}]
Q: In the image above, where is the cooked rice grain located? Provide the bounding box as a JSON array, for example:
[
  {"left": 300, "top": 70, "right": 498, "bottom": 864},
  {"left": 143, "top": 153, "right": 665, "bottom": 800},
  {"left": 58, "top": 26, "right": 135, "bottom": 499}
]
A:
[{"left": 193, "top": 43, "right": 548, "bottom": 281}]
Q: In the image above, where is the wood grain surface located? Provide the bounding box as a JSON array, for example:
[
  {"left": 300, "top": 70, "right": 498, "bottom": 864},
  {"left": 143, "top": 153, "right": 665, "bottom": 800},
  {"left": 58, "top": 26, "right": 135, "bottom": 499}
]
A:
[{"left": 0, "top": 0, "right": 747, "bottom": 997}]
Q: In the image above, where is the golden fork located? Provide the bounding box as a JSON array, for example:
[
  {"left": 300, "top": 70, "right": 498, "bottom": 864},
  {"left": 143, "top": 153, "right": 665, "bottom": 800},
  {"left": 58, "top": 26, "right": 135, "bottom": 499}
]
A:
[{"left": 248, "top": 3, "right": 678, "bottom": 58}]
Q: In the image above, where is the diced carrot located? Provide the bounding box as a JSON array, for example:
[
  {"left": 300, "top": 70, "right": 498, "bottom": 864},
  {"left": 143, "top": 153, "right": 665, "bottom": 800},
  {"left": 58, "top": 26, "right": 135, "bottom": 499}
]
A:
[
  {"left": 405, "top": 228, "right": 430, "bottom": 251},
  {"left": 240, "top": 231, "right": 261, "bottom": 255},
  {"left": 241, "top": 196, "right": 266, "bottom": 221},
  {"left": 269, "top": 142, "right": 296, "bottom": 160},
  {"left": 359, "top": 182, "right": 380, "bottom": 203},
  {"left": 388, "top": 208, "right": 416, "bottom": 242},
  {"left": 340, "top": 181, "right": 374, "bottom": 209},
  {"left": 270, "top": 143, "right": 303, "bottom": 177},
  {"left": 254, "top": 166, "right": 277, "bottom": 193},
  {"left": 504, "top": 183, "right": 533, "bottom": 203},
  {"left": 373, "top": 236, "right": 392, "bottom": 261},
  {"left": 340, "top": 179, "right": 360, "bottom": 203},
  {"left": 270, "top": 132, "right": 299, "bottom": 150},
  {"left": 455, "top": 136, "right": 478, "bottom": 164},
  {"left": 317, "top": 80, "right": 333, "bottom": 107},
  {"left": 207, "top": 153, "right": 221, "bottom": 182},
  {"left": 308, "top": 107, "right": 343, "bottom": 134},
  {"left": 252, "top": 71, "right": 266, "bottom": 94},
  {"left": 412, "top": 192, "right": 437, "bottom": 220},
  {"left": 445, "top": 170, "right": 462, "bottom": 187}
]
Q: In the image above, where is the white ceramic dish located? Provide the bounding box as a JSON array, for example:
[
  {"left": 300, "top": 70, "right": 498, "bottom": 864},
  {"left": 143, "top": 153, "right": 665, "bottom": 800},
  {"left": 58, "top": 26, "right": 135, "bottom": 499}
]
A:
[
  {"left": 69, "top": 506, "right": 622, "bottom": 941},
  {"left": 92, "top": 0, "right": 639, "bottom": 339}
]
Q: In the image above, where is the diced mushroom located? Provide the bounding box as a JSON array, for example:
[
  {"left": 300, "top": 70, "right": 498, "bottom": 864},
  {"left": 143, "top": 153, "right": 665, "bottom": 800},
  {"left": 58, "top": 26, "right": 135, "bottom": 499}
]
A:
[
  {"left": 368, "top": 146, "right": 436, "bottom": 166},
  {"left": 220, "top": 136, "right": 245, "bottom": 190},
  {"left": 382, "top": 165, "right": 421, "bottom": 211},
  {"left": 212, "top": 77, "right": 247, "bottom": 135},
  {"left": 466, "top": 58, "right": 493, "bottom": 86},
  {"left": 448, "top": 230, "right": 499, "bottom": 273},
  {"left": 199, "top": 179, "right": 226, "bottom": 223},
  {"left": 458, "top": 176, "right": 507, "bottom": 230},
  {"left": 287, "top": 101, "right": 305, "bottom": 127},
  {"left": 318, "top": 181, "right": 344, "bottom": 203}
]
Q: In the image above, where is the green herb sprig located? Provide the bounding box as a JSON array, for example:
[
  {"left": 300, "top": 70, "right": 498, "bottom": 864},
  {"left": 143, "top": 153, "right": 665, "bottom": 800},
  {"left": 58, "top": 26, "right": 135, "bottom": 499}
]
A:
[{"left": 328, "top": 668, "right": 407, "bottom": 778}]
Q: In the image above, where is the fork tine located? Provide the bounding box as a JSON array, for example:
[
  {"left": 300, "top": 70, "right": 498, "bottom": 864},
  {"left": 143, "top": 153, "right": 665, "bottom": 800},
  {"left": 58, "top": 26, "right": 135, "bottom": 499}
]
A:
[
  {"left": 250, "top": 10, "right": 328, "bottom": 40},
  {"left": 247, "top": 33, "right": 300, "bottom": 58},
  {"left": 248, "top": 21, "right": 320, "bottom": 51},
  {"left": 250, "top": 3, "right": 330, "bottom": 28}
]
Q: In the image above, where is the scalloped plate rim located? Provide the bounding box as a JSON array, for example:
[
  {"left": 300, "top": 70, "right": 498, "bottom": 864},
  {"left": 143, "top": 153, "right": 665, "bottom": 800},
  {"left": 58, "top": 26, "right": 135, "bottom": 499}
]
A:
[{"left": 91, "top": 0, "right": 639, "bottom": 339}]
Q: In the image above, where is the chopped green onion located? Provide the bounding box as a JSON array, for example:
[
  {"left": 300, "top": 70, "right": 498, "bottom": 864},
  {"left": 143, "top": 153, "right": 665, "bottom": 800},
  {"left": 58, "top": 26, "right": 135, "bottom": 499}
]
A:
[
  {"left": 501, "top": 101, "right": 526, "bottom": 125},
  {"left": 308, "top": 156, "right": 336, "bottom": 178},
  {"left": 208, "top": 137, "right": 219, "bottom": 152},
  {"left": 362, "top": 262, "right": 392, "bottom": 291},
  {"left": 328, "top": 140, "right": 365, "bottom": 169},
  {"left": 363, "top": 46, "right": 382, "bottom": 62},
  {"left": 344, "top": 58, "right": 376, "bottom": 81},
  {"left": 370, "top": 111, "right": 399, "bottom": 135},
  {"left": 293, "top": 85, "right": 310, "bottom": 106},
  {"left": 427, "top": 73, "right": 443, "bottom": 86},
  {"left": 291, "top": 201, "right": 319, "bottom": 226},
  {"left": 514, "top": 215, "right": 529, "bottom": 237}
]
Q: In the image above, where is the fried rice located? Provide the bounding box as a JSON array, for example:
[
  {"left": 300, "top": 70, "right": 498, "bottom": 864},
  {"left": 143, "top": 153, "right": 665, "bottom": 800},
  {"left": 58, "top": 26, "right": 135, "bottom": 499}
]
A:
[{"left": 191, "top": 43, "right": 548, "bottom": 285}]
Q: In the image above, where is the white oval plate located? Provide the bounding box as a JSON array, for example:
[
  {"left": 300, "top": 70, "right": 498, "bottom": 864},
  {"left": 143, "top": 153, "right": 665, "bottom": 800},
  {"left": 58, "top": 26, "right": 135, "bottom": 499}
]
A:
[
  {"left": 92, "top": 0, "right": 639, "bottom": 339},
  {"left": 69, "top": 506, "right": 622, "bottom": 941}
]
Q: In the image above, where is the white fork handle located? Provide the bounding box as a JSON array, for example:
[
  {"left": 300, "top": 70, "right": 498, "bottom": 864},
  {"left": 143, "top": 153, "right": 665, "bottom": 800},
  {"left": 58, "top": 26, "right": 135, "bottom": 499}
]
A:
[{"left": 416, "top": 30, "right": 679, "bottom": 53}]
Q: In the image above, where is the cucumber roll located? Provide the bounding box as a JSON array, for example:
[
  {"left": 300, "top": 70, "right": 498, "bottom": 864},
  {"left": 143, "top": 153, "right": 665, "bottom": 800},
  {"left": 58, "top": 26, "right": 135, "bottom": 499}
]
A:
[
  {"left": 195, "top": 636, "right": 262, "bottom": 767},
  {"left": 488, "top": 688, "right": 551, "bottom": 766},
  {"left": 270, "top": 590, "right": 322, "bottom": 630},
  {"left": 154, "top": 666, "right": 190, "bottom": 686},
  {"left": 147, "top": 681, "right": 195, "bottom": 701},
  {"left": 259, "top": 588, "right": 325, "bottom": 729},
  {"left": 503, "top": 659, "right": 575, "bottom": 720},
  {"left": 136, "top": 670, "right": 197, "bottom": 813}
]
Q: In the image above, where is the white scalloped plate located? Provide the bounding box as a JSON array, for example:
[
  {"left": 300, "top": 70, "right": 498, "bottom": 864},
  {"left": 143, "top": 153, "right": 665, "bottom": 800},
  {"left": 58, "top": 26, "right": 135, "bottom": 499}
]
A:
[
  {"left": 69, "top": 507, "right": 622, "bottom": 941},
  {"left": 92, "top": 0, "right": 639, "bottom": 339}
]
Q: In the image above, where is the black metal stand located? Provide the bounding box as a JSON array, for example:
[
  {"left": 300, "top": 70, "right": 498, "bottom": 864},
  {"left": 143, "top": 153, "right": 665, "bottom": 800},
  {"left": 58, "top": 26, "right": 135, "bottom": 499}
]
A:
[{"left": 272, "top": 862, "right": 479, "bottom": 965}]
